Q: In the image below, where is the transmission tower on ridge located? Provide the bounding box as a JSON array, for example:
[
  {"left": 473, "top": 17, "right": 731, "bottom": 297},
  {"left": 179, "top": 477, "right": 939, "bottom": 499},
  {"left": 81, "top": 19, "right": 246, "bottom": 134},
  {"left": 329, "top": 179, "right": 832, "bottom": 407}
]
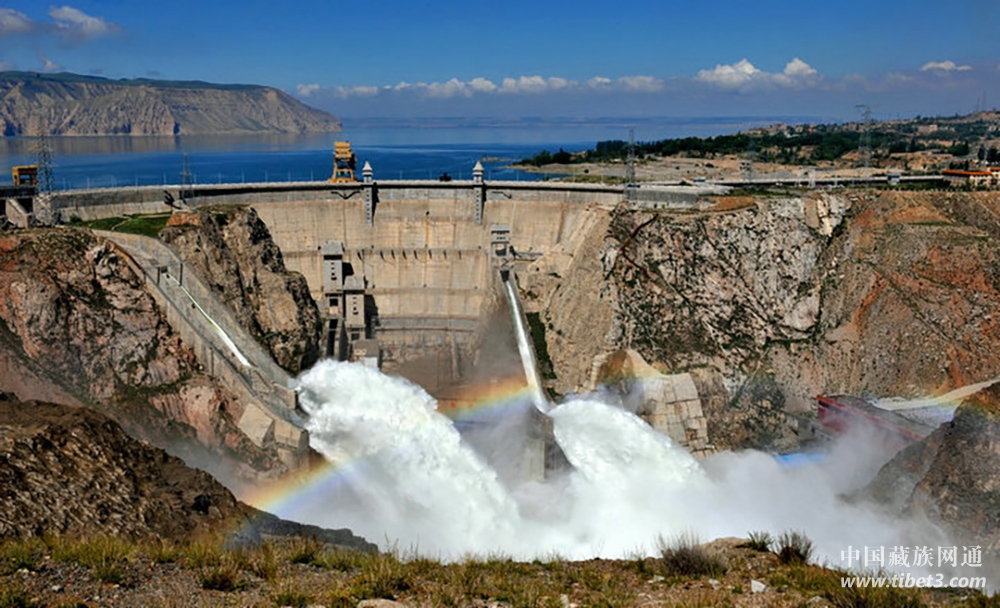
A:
[
  {"left": 856, "top": 104, "right": 873, "bottom": 179},
  {"left": 180, "top": 153, "right": 192, "bottom": 200},
  {"left": 740, "top": 134, "right": 756, "bottom": 183},
  {"left": 625, "top": 128, "right": 637, "bottom": 202},
  {"left": 33, "top": 117, "right": 56, "bottom": 225}
]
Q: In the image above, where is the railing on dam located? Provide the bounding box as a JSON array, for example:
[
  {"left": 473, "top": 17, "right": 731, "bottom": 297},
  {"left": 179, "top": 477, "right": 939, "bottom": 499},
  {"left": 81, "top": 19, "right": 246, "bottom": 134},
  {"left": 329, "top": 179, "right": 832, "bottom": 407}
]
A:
[{"left": 48, "top": 179, "right": 626, "bottom": 221}]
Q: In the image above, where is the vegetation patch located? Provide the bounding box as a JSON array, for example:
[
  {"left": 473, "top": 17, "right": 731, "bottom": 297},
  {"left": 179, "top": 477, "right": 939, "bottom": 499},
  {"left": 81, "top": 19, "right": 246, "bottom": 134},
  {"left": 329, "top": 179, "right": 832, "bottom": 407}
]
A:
[
  {"left": 77, "top": 213, "right": 172, "bottom": 237},
  {"left": 657, "top": 533, "right": 727, "bottom": 579},
  {"left": 525, "top": 312, "right": 556, "bottom": 381},
  {"left": 776, "top": 530, "right": 814, "bottom": 566}
]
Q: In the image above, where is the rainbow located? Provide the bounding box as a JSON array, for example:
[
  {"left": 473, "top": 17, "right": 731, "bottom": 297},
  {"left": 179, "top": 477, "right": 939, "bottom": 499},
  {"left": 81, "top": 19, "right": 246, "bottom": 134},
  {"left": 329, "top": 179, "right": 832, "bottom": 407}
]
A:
[{"left": 239, "top": 372, "right": 539, "bottom": 524}]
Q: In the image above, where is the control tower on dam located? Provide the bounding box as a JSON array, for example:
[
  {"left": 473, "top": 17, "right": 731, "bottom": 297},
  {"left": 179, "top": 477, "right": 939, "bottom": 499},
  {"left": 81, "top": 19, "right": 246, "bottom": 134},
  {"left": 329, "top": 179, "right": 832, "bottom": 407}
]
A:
[{"left": 248, "top": 174, "right": 621, "bottom": 390}]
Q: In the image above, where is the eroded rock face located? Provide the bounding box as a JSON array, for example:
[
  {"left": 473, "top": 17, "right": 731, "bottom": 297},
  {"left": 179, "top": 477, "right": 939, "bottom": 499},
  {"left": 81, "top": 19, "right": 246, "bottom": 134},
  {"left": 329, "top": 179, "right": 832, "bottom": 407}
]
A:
[
  {"left": 607, "top": 196, "right": 832, "bottom": 371},
  {"left": 0, "top": 396, "right": 242, "bottom": 539},
  {"left": 0, "top": 229, "right": 284, "bottom": 481},
  {"left": 160, "top": 208, "right": 322, "bottom": 375},
  {"left": 535, "top": 190, "right": 1000, "bottom": 450},
  {"left": 0, "top": 395, "right": 374, "bottom": 550},
  {"left": 866, "top": 383, "right": 1000, "bottom": 549}
]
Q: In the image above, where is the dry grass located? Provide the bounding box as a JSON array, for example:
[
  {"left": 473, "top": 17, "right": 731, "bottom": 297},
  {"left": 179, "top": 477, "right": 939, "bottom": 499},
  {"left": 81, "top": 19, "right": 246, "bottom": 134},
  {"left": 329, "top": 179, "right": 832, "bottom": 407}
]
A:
[{"left": 0, "top": 534, "right": 991, "bottom": 607}]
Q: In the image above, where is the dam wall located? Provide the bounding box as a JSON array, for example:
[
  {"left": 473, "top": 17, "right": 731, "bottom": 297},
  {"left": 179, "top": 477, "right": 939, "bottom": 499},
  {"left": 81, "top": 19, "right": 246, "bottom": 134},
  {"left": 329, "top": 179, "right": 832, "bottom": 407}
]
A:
[
  {"left": 49, "top": 178, "right": 622, "bottom": 385},
  {"left": 249, "top": 180, "right": 621, "bottom": 373}
]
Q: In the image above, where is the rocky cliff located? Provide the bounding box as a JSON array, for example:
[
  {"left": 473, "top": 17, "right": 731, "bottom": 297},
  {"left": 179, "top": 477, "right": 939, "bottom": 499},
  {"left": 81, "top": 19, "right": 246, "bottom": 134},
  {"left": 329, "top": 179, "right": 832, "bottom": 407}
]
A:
[
  {"left": 0, "top": 228, "right": 288, "bottom": 482},
  {"left": 0, "top": 72, "right": 340, "bottom": 136},
  {"left": 865, "top": 383, "right": 1000, "bottom": 549},
  {"left": 0, "top": 393, "right": 373, "bottom": 549},
  {"left": 160, "top": 207, "right": 323, "bottom": 375},
  {"left": 535, "top": 190, "right": 1000, "bottom": 450}
]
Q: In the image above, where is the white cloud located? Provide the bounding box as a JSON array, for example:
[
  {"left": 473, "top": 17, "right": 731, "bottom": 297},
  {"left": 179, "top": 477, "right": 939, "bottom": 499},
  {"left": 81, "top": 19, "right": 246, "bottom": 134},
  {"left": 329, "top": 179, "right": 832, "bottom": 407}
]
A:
[
  {"left": 331, "top": 85, "right": 378, "bottom": 99},
  {"left": 468, "top": 77, "right": 497, "bottom": 93},
  {"left": 920, "top": 60, "right": 972, "bottom": 73},
  {"left": 38, "top": 54, "right": 63, "bottom": 72},
  {"left": 548, "top": 76, "right": 570, "bottom": 90},
  {"left": 783, "top": 57, "right": 817, "bottom": 78},
  {"left": 48, "top": 5, "right": 120, "bottom": 39},
  {"left": 499, "top": 75, "right": 549, "bottom": 94},
  {"left": 773, "top": 58, "right": 820, "bottom": 87},
  {"left": 617, "top": 75, "right": 664, "bottom": 92},
  {"left": 306, "top": 73, "right": 677, "bottom": 101},
  {"left": 0, "top": 8, "right": 34, "bottom": 35},
  {"left": 423, "top": 78, "right": 471, "bottom": 98},
  {"left": 697, "top": 57, "right": 821, "bottom": 90},
  {"left": 296, "top": 83, "right": 320, "bottom": 97},
  {"left": 696, "top": 58, "right": 762, "bottom": 88},
  {"left": 0, "top": 60, "right": 15, "bottom": 71}
]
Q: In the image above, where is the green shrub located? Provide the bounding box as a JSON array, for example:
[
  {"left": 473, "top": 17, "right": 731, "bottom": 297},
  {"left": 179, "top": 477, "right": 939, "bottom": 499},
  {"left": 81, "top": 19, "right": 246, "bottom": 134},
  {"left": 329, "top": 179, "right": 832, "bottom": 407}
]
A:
[
  {"left": 740, "top": 530, "right": 774, "bottom": 552},
  {"left": 657, "top": 533, "right": 726, "bottom": 578},
  {"left": 286, "top": 536, "right": 324, "bottom": 566},
  {"left": 0, "top": 585, "right": 37, "bottom": 608},
  {"left": 199, "top": 564, "right": 246, "bottom": 592},
  {"left": 271, "top": 588, "right": 312, "bottom": 607},
  {"left": 350, "top": 552, "right": 410, "bottom": 599},
  {"left": 0, "top": 538, "right": 44, "bottom": 574},
  {"left": 776, "top": 530, "right": 813, "bottom": 565}
]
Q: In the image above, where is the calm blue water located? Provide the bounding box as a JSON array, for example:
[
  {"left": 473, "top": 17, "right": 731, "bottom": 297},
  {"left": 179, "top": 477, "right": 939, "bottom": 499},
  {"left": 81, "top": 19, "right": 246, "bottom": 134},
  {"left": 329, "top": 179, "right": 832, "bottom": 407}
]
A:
[{"left": 0, "top": 117, "right": 797, "bottom": 190}]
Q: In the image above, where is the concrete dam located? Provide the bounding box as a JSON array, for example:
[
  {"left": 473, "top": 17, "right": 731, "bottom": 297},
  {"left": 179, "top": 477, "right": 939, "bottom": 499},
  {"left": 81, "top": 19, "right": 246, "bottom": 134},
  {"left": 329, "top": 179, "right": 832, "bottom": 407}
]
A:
[
  {"left": 51, "top": 171, "right": 621, "bottom": 389},
  {"left": 40, "top": 169, "right": 713, "bottom": 470}
]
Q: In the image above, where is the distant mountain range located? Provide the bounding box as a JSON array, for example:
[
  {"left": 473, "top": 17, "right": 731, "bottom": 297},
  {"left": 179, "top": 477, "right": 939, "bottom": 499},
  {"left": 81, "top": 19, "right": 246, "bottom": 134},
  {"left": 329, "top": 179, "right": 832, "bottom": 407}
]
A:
[{"left": 0, "top": 71, "right": 341, "bottom": 136}]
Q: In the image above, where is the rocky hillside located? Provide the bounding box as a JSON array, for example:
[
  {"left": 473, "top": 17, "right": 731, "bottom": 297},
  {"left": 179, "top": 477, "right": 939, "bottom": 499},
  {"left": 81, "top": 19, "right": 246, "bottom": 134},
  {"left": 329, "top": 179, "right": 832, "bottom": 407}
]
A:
[
  {"left": 0, "top": 71, "right": 340, "bottom": 136},
  {"left": 0, "top": 228, "right": 288, "bottom": 483},
  {"left": 0, "top": 393, "right": 373, "bottom": 550},
  {"left": 531, "top": 190, "right": 1000, "bottom": 450},
  {"left": 0, "top": 394, "right": 242, "bottom": 539},
  {"left": 866, "top": 383, "right": 1000, "bottom": 550},
  {"left": 160, "top": 207, "right": 323, "bottom": 375}
]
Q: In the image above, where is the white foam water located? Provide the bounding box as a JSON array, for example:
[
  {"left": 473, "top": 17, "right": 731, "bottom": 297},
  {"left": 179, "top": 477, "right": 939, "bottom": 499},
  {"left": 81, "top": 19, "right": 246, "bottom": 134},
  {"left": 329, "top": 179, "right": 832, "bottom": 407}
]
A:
[
  {"left": 501, "top": 274, "right": 548, "bottom": 413},
  {"left": 287, "top": 360, "right": 947, "bottom": 564},
  {"left": 296, "top": 361, "right": 520, "bottom": 556}
]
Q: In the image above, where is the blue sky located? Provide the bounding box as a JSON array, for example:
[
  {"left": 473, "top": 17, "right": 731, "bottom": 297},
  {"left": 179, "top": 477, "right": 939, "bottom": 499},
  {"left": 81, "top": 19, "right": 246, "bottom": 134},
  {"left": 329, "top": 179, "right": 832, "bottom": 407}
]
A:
[{"left": 0, "top": 1, "right": 997, "bottom": 123}]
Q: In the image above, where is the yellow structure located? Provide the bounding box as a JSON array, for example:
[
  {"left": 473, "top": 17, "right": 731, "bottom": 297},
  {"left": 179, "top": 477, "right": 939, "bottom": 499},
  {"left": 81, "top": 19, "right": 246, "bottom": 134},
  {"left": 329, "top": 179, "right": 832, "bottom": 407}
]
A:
[
  {"left": 11, "top": 165, "right": 38, "bottom": 187},
  {"left": 328, "top": 141, "right": 358, "bottom": 183}
]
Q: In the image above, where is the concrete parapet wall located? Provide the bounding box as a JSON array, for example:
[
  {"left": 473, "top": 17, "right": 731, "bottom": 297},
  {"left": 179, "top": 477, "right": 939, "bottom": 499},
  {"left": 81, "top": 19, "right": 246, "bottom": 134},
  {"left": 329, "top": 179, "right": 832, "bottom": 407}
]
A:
[
  {"left": 52, "top": 187, "right": 169, "bottom": 220},
  {"left": 4, "top": 198, "right": 32, "bottom": 228}
]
